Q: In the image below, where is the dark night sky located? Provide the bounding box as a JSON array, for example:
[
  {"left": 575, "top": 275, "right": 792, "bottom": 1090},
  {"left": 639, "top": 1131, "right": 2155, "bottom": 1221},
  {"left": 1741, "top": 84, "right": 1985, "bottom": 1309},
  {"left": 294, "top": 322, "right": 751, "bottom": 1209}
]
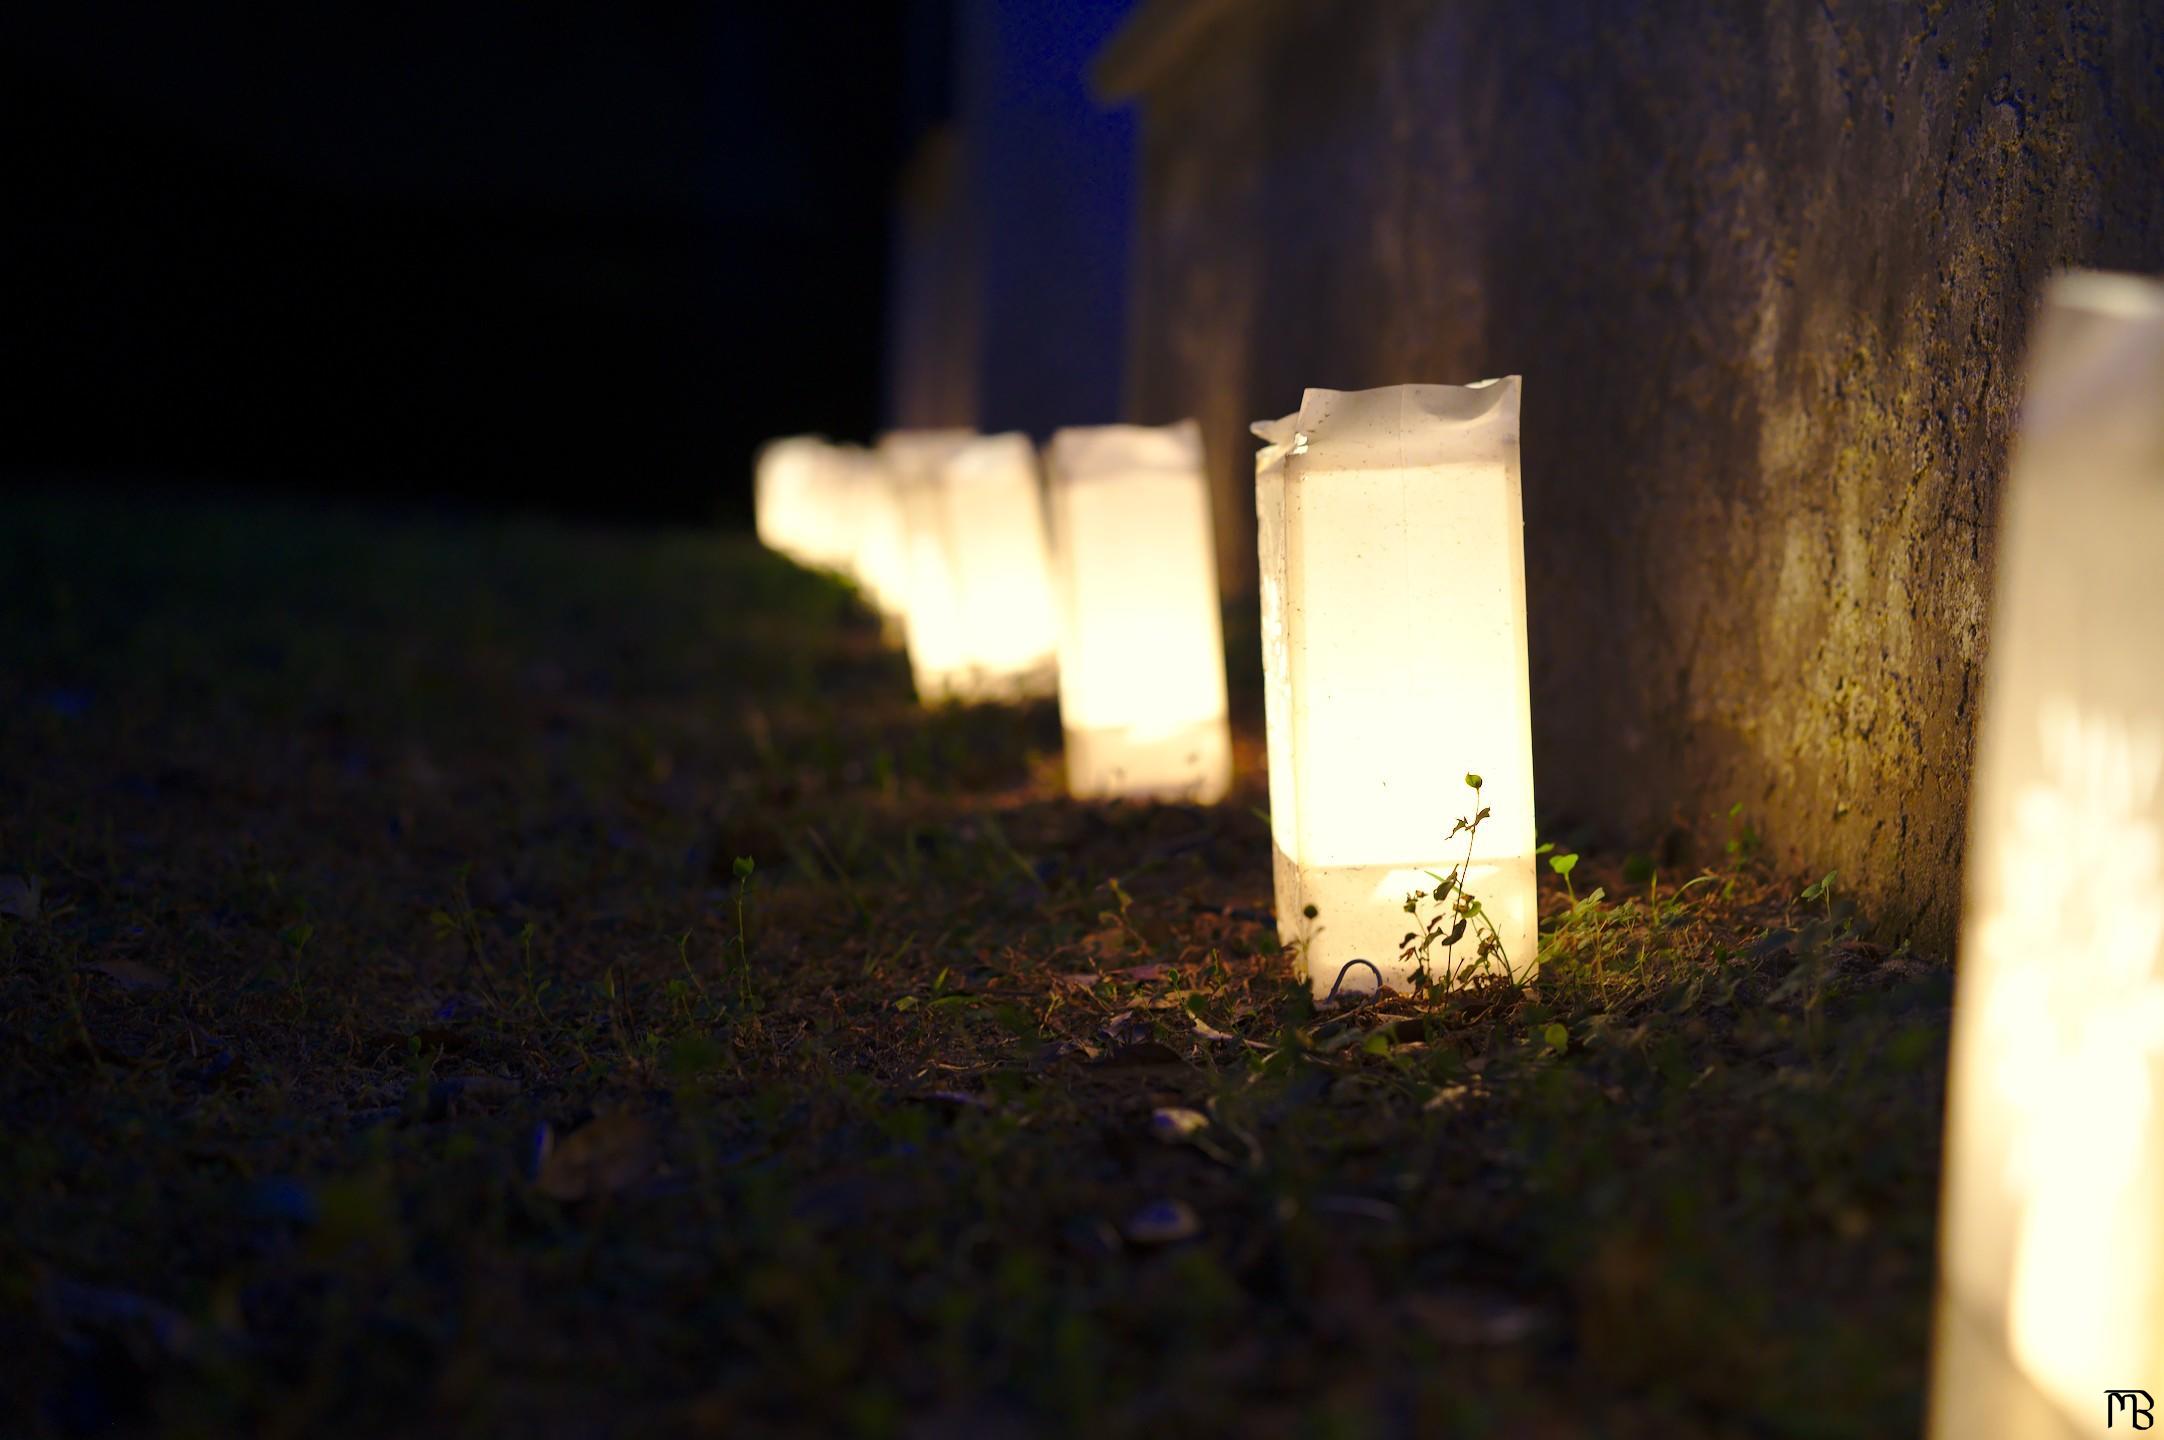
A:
[{"left": 1, "top": 2, "right": 926, "bottom": 522}]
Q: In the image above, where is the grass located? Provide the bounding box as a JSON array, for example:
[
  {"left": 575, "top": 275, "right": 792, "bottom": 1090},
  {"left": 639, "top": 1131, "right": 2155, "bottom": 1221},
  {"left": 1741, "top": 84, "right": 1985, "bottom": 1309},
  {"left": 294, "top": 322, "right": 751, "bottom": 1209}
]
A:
[{"left": 1, "top": 490, "right": 1952, "bottom": 1437}]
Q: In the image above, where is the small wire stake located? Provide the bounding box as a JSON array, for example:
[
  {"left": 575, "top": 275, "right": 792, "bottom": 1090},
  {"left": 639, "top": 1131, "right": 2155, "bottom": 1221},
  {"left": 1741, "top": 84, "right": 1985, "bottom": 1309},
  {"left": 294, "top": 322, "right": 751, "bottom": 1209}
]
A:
[{"left": 1323, "top": 958, "right": 1384, "bottom": 1004}]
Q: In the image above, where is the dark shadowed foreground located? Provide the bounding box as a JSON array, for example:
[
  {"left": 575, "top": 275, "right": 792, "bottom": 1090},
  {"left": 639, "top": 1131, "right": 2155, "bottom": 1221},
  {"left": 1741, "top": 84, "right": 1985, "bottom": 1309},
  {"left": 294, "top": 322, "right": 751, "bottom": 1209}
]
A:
[{"left": 4, "top": 494, "right": 1950, "bottom": 1437}]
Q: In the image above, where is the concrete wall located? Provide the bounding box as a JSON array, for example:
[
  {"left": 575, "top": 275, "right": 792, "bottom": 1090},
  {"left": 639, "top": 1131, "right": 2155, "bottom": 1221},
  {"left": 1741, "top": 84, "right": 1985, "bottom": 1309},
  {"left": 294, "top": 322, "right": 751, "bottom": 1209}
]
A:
[{"left": 1104, "top": 0, "right": 2164, "bottom": 945}]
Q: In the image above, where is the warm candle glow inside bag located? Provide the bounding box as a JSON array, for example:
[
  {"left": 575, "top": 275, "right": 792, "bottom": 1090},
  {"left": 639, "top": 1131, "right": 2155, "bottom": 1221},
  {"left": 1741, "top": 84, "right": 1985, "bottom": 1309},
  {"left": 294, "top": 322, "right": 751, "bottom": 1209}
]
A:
[
  {"left": 878, "top": 428, "right": 973, "bottom": 695},
  {"left": 1930, "top": 273, "right": 2164, "bottom": 1438},
  {"left": 800, "top": 445, "right": 862, "bottom": 577},
  {"left": 752, "top": 435, "right": 832, "bottom": 566},
  {"left": 882, "top": 429, "right": 1058, "bottom": 703},
  {"left": 841, "top": 446, "right": 910, "bottom": 624},
  {"left": 1253, "top": 411, "right": 1302, "bottom": 940},
  {"left": 1266, "top": 382, "right": 1537, "bottom": 997},
  {"left": 1045, "top": 421, "right": 1231, "bottom": 802}
]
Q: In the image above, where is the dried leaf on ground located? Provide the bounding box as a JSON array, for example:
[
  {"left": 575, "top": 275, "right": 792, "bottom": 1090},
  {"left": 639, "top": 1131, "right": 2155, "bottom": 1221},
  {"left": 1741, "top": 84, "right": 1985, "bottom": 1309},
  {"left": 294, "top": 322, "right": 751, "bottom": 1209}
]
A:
[
  {"left": 1148, "top": 1105, "right": 1246, "bottom": 1167},
  {"left": 1148, "top": 1107, "right": 1209, "bottom": 1143},
  {"left": 535, "top": 1111, "right": 661, "bottom": 1203},
  {"left": 1030, "top": 1038, "right": 1100, "bottom": 1067},
  {"left": 1079, "top": 927, "right": 1132, "bottom": 960}
]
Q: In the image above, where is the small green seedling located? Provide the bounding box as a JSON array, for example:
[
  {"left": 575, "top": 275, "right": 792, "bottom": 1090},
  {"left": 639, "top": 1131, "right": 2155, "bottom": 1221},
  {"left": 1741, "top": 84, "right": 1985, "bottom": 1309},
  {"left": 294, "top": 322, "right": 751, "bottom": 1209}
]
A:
[{"left": 1399, "top": 774, "right": 1517, "bottom": 991}]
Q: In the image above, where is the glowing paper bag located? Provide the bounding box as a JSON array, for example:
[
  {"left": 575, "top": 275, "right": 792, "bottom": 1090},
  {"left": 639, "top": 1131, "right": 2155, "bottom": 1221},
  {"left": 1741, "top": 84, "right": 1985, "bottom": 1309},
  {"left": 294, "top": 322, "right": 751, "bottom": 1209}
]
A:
[
  {"left": 1253, "top": 411, "right": 1302, "bottom": 942},
  {"left": 1045, "top": 420, "right": 1231, "bottom": 802},
  {"left": 841, "top": 446, "right": 910, "bottom": 624},
  {"left": 752, "top": 435, "right": 830, "bottom": 565},
  {"left": 1931, "top": 273, "right": 2164, "bottom": 1438},
  {"left": 883, "top": 428, "right": 1057, "bottom": 702},
  {"left": 1269, "top": 381, "right": 1537, "bottom": 997}
]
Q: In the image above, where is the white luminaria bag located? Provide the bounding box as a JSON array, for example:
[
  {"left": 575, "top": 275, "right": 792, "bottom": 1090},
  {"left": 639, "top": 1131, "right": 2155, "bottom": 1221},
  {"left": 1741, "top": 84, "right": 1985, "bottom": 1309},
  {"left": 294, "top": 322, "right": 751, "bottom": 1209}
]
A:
[
  {"left": 1045, "top": 420, "right": 1232, "bottom": 803},
  {"left": 1930, "top": 273, "right": 2164, "bottom": 1438},
  {"left": 752, "top": 435, "right": 832, "bottom": 566},
  {"left": 1263, "top": 381, "right": 1537, "bottom": 997},
  {"left": 882, "top": 428, "right": 1057, "bottom": 704},
  {"left": 1253, "top": 411, "right": 1302, "bottom": 943},
  {"left": 837, "top": 445, "right": 909, "bottom": 625}
]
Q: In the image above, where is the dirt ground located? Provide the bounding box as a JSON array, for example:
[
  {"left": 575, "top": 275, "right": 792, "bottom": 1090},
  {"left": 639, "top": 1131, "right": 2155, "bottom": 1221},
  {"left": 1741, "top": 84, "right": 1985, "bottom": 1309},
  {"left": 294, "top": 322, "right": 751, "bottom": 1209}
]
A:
[{"left": 3, "top": 492, "right": 1952, "bottom": 1437}]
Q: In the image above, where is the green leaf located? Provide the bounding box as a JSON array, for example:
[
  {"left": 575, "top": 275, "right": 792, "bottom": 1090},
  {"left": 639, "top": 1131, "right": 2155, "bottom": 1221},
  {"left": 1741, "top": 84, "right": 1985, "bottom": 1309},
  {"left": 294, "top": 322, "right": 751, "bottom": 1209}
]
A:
[
  {"left": 1464, "top": 772, "right": 1483, "bottom": 790},
  {"left": 892, "top": 995, "right": 919, "bottom": 1012},
  {"left": 733, "top": 856, "right": 756, "bottom": 880},
  {"left": 1541, "top": 1022, "right": 1569, "bottom": 1054},
  {"left": 1549, "top": 852, "right": 1580, "bottom": 878}
]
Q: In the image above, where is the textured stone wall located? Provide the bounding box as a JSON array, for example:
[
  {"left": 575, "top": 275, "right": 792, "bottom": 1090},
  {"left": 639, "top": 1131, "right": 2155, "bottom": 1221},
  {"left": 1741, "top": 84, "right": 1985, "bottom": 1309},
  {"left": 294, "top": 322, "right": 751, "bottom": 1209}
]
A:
[{"left": 1109, "top": 0, "right": 2164, "bottom": 945}]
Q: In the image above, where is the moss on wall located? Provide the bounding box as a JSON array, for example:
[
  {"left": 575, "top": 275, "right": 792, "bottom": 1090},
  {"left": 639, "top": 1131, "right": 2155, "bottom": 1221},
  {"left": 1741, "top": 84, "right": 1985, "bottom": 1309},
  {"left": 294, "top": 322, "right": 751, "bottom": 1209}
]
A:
[{"left": 1117, "top": 0, "right": 2164, "bottom": 946}]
